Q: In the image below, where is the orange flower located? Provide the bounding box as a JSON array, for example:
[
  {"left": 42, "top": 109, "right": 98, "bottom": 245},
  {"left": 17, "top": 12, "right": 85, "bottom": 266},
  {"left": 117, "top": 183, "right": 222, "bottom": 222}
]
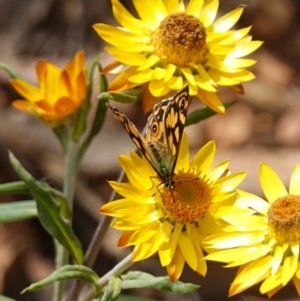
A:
[{"left": 11, "top": 50, "right": 87, "bottom": 125}]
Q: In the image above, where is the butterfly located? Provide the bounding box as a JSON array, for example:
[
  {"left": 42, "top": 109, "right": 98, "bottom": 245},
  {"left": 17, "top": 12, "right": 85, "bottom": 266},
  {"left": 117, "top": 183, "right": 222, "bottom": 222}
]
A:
[{"left": 107, "top": 85, "right": 190, "bottom": 189}]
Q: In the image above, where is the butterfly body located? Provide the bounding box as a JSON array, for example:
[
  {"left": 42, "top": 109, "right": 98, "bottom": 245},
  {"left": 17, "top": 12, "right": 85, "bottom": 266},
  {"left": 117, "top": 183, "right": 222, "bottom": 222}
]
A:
[{"left": 108, "top": 85, "right": 190, "bottom": 189}]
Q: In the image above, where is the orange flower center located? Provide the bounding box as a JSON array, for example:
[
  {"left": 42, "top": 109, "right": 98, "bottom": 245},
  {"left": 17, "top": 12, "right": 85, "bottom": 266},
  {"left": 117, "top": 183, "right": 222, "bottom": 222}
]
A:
[
  {"left": 267, "top": 195, "right": 300, "bottom": 244},
  {"left": 161, "top": 171, "right": 212, "bottom": 224},
  {"left": 151, "top": 12, "right": 208, "bottom": 67}
]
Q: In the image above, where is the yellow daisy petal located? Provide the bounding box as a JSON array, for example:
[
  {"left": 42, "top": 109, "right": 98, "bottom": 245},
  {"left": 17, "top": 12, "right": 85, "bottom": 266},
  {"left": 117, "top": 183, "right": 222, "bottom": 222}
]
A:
[
  {"left": 214, "top": 7, "right": 244, "bottom": 33},
  {"left": 289, "top": 164, "right": 300, "bottom": 195},
  {"left": 260, "top": 163, "right": 288, "bottom": 204}
]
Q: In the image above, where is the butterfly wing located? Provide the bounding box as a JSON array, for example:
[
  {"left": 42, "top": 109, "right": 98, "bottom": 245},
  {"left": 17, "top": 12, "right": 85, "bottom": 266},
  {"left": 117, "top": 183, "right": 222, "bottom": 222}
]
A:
[
  {"left": 107, "top": 104, "right": 163, "bottom": 177},
  {"left": 164, "top": 85, "right": 190, "bottom": 173},
  {"left": 145, "top": 85, "right": 190, "bottom": 177}
]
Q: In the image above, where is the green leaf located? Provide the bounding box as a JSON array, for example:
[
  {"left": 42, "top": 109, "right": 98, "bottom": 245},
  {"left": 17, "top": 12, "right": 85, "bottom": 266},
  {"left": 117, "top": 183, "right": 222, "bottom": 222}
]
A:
[
  {"left": 0, "top": 295, "right": 18, "bottom": 301},
  {"left": 0, "top": 63, "right": 22, "bottom": 79},
  {"left": 0, "top": 200, "right": 37, "bottom": 223},
  {"left": 185, "top": 103, "right": 232, "bottom": 127},
  {"left": 72, "top": 53, "right": 102, "bottom": 141},
  {"left": 121, "top": 271, "right": 198, "bottom": 293},
  {"left": 21, "top": 265, "right": 99, "bottom": 293},
  {"left": 9, "top": 152, "right": 84, "bottom": 264},
  {"left": 101, "top": 277, "right": 122, "bottom": 301},
  {"left": 0, "top": 181, "right": 29, "bottom": 195},
  {"left": 110, "top": 88, "right": 142, "bottom": 104}
]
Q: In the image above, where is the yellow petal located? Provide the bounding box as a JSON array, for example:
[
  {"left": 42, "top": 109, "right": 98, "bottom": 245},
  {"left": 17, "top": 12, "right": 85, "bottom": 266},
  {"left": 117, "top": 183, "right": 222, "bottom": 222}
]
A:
[
  {"left": 164, "top": 63, "right": 177, "bottom": 82},
  {"left": 112, "top": 0, "right": 151, "bottom": 34},
  {"left": 178, "top": 232, "right": 197, "bottom": 270},
  {"left": 10, "top": 79, "right": 42, "bottom": 102},
  {"left": 93, "top": 23, "right": 150, "bottom": 45},
  {"left": 176, "top": 132, "right": 189, "bottom": 170},
  {"left": 185, "top": 0, "right": 204, "bottom": 18},
  {"left": 207, "top": 232, "right": 264, "bottom": 249},
  {"left": 214, "top": 7, "right": 244, "bottom": 33},
  {"left": 153, "top": 67, "right": 166, "bottom": 80},
  {"left": 106, "top": 47, "right": 147, "bottom": 66},
  {"left": 200, "top": 0, "right": 219, "bottom": 27},
  {"left": 214, "top": 172, "right": 247, "bottom": 192},
  {"left": 229, "top": 41, "right": 264, "bottom": 58},
  {"left": 181, "top": 67, "right": 196, "bottom": 86},
  {"left": 148, "top": 79, "right": 170, "bottom": 97},
  {"left": 260, "top": 269, "right": 283, "bottom": 295},
  {"left": 289, "top": 165, "right": 300, "bottom": 195},
  {"left": 197, "top": 89, "right": 225, "bottom": 114},
  {"left": 133, "top": 0, "right": 167, "bottom": 27},
  {"left": 190, "top": 140, "right": 216, "bottom": 174},
  {"left": 260, "top": 163, "right": 288, "bottom": 204},
  {"left": 164, "top": 0, "right": 181, "bottom": 13},
  {"left": 236, "top": 189, "right": 269, "bottom": 215},
  {"left": 272, "top": 246, "right": 284, "bottom": 275},
  {"left": 167, "top": 246, "right": 185, "bottom": 282},
  {"left": 186, "top": 223, "right": 202, "bottom": 253},
  {"left": 282, "top": 255, "right": 298, "bottom": 286},
  {"left": 137, "top": 54, "right": 160, "bottom": 71},
  {"left": 207, "top": 160, "right": 229, "bottom": 182},
  {"left": 129, "top": 69, "right": 154, "bottom": 83},
  {"left": 167, "top": 76, "right": 183, "bottom": 90}
]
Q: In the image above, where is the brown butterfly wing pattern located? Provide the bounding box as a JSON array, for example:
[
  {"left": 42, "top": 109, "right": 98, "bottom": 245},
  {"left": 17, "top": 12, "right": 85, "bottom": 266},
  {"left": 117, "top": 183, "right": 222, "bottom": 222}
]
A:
[
  {"left": 145, "top": 85, "right": 190, "bottom": 179},
  {"left": 107, "top": 85, "right": 190, "bottom": 185}
]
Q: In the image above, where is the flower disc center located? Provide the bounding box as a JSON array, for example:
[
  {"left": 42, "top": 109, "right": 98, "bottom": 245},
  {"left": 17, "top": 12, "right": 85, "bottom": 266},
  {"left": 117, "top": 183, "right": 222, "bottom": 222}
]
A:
[
  {"left": 151, "top": 12, "right": 208, "bottom": 67},
  {"left": 162, "top": 171, "right": 212, "bottom": 224},
  {"left": 267, "top": 195, "right": 300, "bottom": 244}
]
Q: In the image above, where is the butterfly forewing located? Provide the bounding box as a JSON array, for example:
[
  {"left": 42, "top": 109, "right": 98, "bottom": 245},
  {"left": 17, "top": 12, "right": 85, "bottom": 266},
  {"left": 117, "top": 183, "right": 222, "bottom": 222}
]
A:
[{"left": 107, "top": 85, "right": 190, "bottom": 185}]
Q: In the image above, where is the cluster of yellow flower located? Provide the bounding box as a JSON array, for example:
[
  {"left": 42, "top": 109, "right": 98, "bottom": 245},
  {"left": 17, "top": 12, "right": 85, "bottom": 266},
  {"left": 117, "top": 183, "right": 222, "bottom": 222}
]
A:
[{"left": 8, "top": 0, "right": 300, "bottom": 299}]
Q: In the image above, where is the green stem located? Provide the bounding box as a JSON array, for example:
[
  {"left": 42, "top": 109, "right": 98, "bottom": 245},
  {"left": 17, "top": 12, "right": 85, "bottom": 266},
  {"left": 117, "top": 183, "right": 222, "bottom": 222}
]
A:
[
  {"left": 84, "top": 253, "right": 134, "bottom": 301},
  {"left": 52, "top": 136, "right": 78, "bottom": 301}
]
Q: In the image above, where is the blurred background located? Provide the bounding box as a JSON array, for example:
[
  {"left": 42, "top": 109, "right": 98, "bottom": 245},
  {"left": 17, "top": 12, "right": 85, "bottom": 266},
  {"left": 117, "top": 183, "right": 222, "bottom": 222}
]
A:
[{"left": 0, "top": 0, "right": 300, "bottom": 300}]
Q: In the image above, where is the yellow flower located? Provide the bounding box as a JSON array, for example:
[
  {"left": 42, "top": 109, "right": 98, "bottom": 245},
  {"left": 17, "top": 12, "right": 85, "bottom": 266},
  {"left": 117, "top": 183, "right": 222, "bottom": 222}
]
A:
[
  {"left": 10, "top": 50, "right": 87, "bottom": 125},
  {"left": 100, "top": 134, "right": 246, "bottom": 281},
  {"left": 204, "top": 163, "right": 300, "bottom": 298},
  {"left": 93, "top": 0, "right": 262, "bottom": 113}
]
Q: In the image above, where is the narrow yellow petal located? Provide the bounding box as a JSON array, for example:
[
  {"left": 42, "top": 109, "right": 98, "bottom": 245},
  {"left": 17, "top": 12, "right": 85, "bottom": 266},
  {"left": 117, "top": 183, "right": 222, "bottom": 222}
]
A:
[
  {"left": 181, "top": 67, "right": 196, "bottom": 86},
  {"left": 164, "top": 63, "right": 177, "bottom": 82},
  {"left": 282, "top": 255, "right": 298, "bottom": 285},
  {"left": 148, "top": 79, "right": 170, "bottom": 97},
  {"left": 186, "top": 223, "right": 202, "bottom": 253},
  {"left": 112, "top": 0, "right": 151, "bottom": 34},
  {"left": 137, "top": 54, "right": 160, "bottom": 71},
  {"left": 207, "top": 160, "right": 229, "bottom": 182},
  {"left": 200, "top": 0, "right": 219, "bottom": 27},
  {"left": 215, "top": 172, "right": 247, "bottom": 192},
  {"left": 167, "top": 76, "right": 183, "bottom": 90},
  {"left": 229, "top": 41, "right": 264, "bottom": 58},
  {"left": 190, "top": 140, "right": 216, "bottom": 174},
  {"left": 197, "top": 89, "right": 225, "bottom": 114},
  {"left": 214, "top": 7, "right": 244, "bottom": 33},
  {"left": 260, "top": 270, "right": 283, "bottom": 295},
  {"left": 105, "top": 47, "right": 147, "bottom": 66},
  {"left": 133, "top": 0, "right": 167, "bottom": 27},
  {"left": 10, "top": 79, "right": 42, "bottom": 102},
  {"left": 153, "top": 67, "right": 166, "bottom": 80},
  {"left": 260, "top": 163, "right": 288, "bottom": 204},
  {"left": 178, "top": 232, "right": 197, "bottom": 270},
  {"left": 167, "top": 246, "right": 185, "bottom": 281},
  {"left": 236, "top": 189, "right": 269, "bottom": 215},
  {"left": 129, "top": 69, "right": 154, "bottom": 83},
  {"left": 176, "top": 132, "right": 189, "bottom": 170},
  {"left": 207, "top": 232, "right": 264, "bottom": 248},
  {"left": 289, "top": 165, "right": 300, "bottom": 195},
  {"left": 164, "top": 0, "right": 181, "bottom": 13},
  {"left": 185, "top": 0, "right": 204, "bottom": 18}
]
